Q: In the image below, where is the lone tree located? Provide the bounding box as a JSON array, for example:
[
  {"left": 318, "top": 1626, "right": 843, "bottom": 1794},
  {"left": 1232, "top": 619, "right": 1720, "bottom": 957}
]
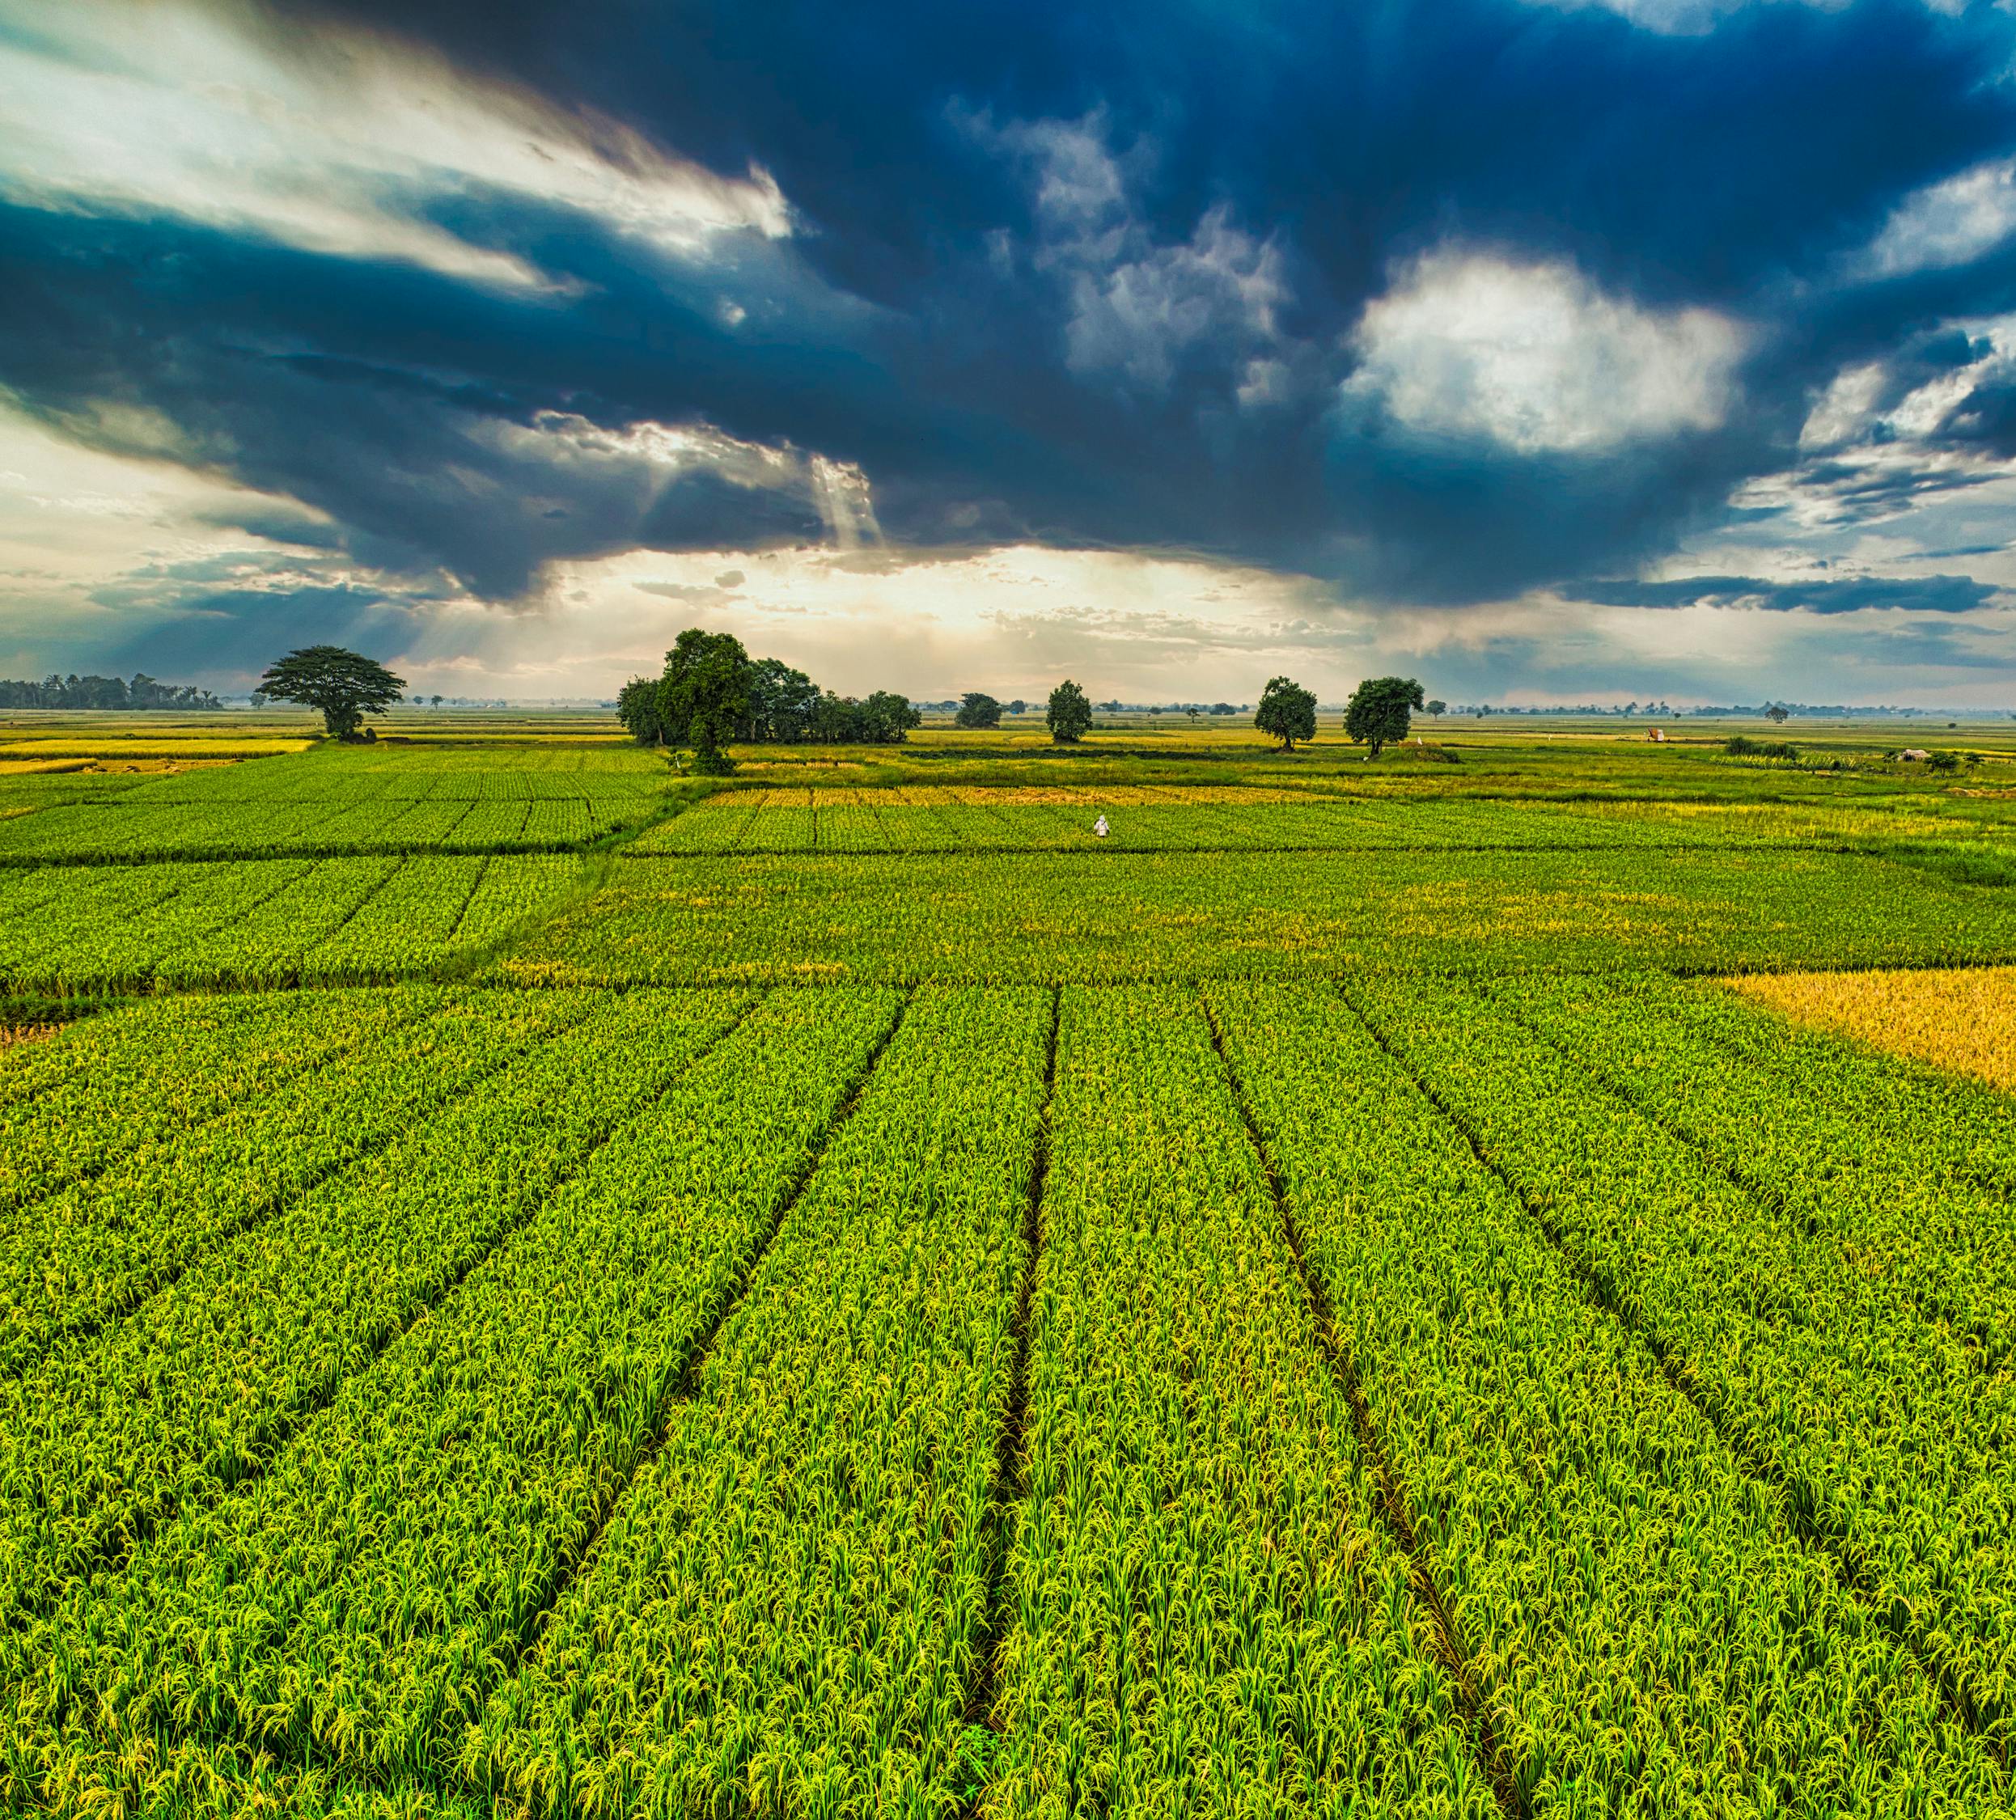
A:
[
  {"left": 1047, "top": 679, "right": 1092, "bottom": 744},
  {"left": 1345, "top": 675, "right": 1425, "bottom": 757},
  {"left": 1766, "top": 703, "right": 1791, "bottom": 725},
  {"left": 955, "top": 692, "right": 1005, "bottom": 729},
  {"left": 1255, "top": 675, "right": 1317, "bottom": 750},
  {"left": 659, "top": 628, "right": 752, "bottom": 774},
  {"left": 258, "top": 645, "right": 405, "bottom": 740},
  {"left": 1425, "top": 699, "right": 1446, "bottom": 718}
]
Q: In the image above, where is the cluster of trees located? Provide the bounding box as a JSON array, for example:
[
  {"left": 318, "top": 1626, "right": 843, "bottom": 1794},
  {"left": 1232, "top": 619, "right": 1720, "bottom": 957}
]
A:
[
  {"left": 0, "top": 673, "right": 223, "bottom": 711},
  {"left": 954, "top": 692, "right": 1255, "bottom": 730},
  {"left": 616, "top": 629, "right": 923, "bottom": 772},
  {"left": 1248, "top": 674, "right": 1426, "bottom": 756},
  {"left": 608, "top": 640, "right": 1438, "bottom": 763},
  {"left": 931, "top": 680, "right": 1095, "bottom": 743},
  {"left": 961, "top": 675, "right": 1431, "bottom": 756}
]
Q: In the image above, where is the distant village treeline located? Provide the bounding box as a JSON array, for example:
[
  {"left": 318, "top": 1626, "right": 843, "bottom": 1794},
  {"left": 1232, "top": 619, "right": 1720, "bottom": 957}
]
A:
[{"left": 0, "top": 673, "right": 223, "bottom": 711}]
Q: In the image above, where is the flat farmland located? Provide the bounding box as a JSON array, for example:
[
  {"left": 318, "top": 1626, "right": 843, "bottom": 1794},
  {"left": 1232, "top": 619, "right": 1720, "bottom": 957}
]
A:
[{"left": 6, "top": 722, "right": 2016, "bottom": 1819}]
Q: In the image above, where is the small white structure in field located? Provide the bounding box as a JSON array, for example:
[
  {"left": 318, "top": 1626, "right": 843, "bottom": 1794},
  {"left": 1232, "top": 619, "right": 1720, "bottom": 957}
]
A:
[
  {"left": 1647, "top": 727, "right": 1667, "bottom": 742},
  {"left": 1901, "top": 748, "right": 1929, "bottom": 761},
  {"left": 1093, "top": 814, "right": 1109, "bottom": 839}
]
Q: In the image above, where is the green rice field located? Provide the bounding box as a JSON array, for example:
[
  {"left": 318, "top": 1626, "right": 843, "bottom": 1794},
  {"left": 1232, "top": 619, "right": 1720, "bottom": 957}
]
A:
[{"left": 5, "top": 714, "right": 2016, "bottom": 1818}]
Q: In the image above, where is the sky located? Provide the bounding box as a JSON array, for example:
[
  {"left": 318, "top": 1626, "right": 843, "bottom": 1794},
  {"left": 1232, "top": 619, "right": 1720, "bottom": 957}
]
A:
[{"left": 5, "top": 1, "right": 2016, "bottom": 705}]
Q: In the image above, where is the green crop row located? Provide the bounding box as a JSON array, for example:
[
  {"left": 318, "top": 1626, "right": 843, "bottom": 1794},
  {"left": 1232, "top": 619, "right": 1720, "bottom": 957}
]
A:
[
  {"left": 0, "top": 854, "right": 579, "bottom": 994},
  {"left": 1349, "top": 973, "right": 2016, "bottom": 1759},
  {"left": 1490, "top": 972, "right": 2016, "bottom": 1366},
  {"left": 502, "top": 847, "right": 2016, "bottom": 986},
  {"left": 0, "top": 988, "right": 430, "bottom": 1212},
  {"left": 123, "top": 746, "right": 668, "bottom": 804},
  {"left": 0, "top": 987, "right": 590, "bottom": 1383},
  {"left": 0, "top": 988, "right": 755, "bottom": 1649},
  {"left": 1209, "top": 980, "right": 2009, "bottom": 1816},
  {"left": 0, "top": 796, "right": 645, "bottom": 864},
  {"left": 1, "top": 988, "right": 906, "bottom": 1809},
  {"left": 468, "top": 985, "right": 1045, "bottom": 1816},
  {"left": 985, "top": 986, "right": 1496, "bottom": 1819}
]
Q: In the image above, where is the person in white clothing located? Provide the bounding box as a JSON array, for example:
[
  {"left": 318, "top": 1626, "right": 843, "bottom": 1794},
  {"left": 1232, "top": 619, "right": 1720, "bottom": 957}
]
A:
[{"left": 1093, "top": 814, "right": 1109, "bottom": 839}]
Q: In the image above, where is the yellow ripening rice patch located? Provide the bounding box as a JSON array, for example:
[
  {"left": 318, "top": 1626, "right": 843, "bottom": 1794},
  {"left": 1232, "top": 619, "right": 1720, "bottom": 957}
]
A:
[
  {"left": 0, "top": 1024, "right": 58, "bottom": 1049},
  {"left": 1727, "top": 965, "right": 2016, "bottom": 1093},
  {"left": 0, "top": 738, "right": 311, "bottom": 758}
]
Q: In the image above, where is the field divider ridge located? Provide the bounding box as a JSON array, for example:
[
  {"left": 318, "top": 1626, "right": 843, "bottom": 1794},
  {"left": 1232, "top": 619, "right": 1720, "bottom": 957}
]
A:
[
  {"left": 426, "top": 802, "right": 688, "bottom": 986},
  {"left": 1201, "top": 989, "right": 1528, "bottom": 1820},
  {"left": 479, "top": 984, "right": 915, "bottom": 1693},
  {"left": 1336, "top": 977, "right": 2010, "bottom": 1770},
  {"left": 957, "top": 982, "right": 1058, "bottom": 1805},
  {"left": 438, "top": 850, "right": 494, "bottom": 946}
]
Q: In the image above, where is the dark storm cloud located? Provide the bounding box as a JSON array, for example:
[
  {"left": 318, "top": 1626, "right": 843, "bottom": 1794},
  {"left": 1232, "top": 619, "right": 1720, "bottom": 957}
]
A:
[
  {"left": 8, "top": 0, "right": 2016, "bottom": 611},
  {"left": 1561, "top": 573, "right": 2001, "bottom": 615},
  {"left": 1941, "top": 375, "right": 2016, "bottom": 457},
  {"left": 99, "top": 582, "right": 425, "bottom": 677}
]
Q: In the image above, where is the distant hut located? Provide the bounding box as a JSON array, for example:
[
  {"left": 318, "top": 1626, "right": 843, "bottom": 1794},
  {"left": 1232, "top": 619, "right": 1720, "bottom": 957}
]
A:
[{"left": 1900, "top": 748, "right": 1929, "bottom": 762}]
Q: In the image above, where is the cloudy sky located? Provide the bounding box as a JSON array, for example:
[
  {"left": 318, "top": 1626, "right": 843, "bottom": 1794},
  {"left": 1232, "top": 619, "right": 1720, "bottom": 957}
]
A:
[{"left": 5, "top": 0, "right": 2016, "bottom": 704}]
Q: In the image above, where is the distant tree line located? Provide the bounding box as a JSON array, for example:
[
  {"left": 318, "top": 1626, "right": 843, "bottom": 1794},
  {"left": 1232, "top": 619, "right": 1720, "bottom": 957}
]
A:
[
  {"left": 617, "top": 629, "right": 923, "bottom": 772},
  {"left": 0, "top": 672, "right": 223, "bottom": 711},
  {"left": 614, "top": 633, "right": 1446, "bottom": 764}
]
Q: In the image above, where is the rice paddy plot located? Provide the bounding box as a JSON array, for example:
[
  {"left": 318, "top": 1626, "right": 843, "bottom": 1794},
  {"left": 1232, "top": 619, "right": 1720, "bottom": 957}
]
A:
[
  {"left": 0, "top": 853, "right": 580, "bottom": 993},
  {"left": 502, "top": 845, "right": 2016, "bottom": 985},
  {"left": 626, "top": 786, "right": 1950, "bottom": 857}
]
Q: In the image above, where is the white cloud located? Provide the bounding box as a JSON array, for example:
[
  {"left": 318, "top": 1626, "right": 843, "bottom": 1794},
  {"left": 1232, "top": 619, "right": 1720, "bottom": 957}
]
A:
[
  {"left": 1725, "top": 317, "right": 2016, "bottom": 540},
  {"left": 1854, "top": 158, "right": 2016, "bottom": 281},
  {"left": 0, "top": 0, "right": 789, "bottom": 291},
  {"left": 1345, "top": 248, "right": 1746, "bottom": 454},
  {"left": 982, "top": 114, "right": 1294, "bottom": 399},
  {"left": 447, "top": 410, "right": 883, "bottom": 559},
  {"left": 1061, "top": 205, "right": 1289, "bottom": 392},
  {"left": 1523, "top": 0, "right": 1956, "bottom": 36}
]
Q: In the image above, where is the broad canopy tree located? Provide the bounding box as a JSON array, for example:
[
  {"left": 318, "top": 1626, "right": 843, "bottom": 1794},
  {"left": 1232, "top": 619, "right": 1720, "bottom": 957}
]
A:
[
  {"left": 259, "top": 645, "right": 405, "bottom": 740},
  {"left": 1255, "top": 675, "right": 1317, "bottom": 750},
  {"left": 659, "top": 629, "right": 753, "bottom": 773},
  {"left": 1345, "top": 675, "right": 1425, "bottom": 757},
  {"left": 1047, "top": 679, "right": 1092, "bottom": 744},
  {"left": 955, "top": 692, "right": 1004, "bottom": 729}
]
